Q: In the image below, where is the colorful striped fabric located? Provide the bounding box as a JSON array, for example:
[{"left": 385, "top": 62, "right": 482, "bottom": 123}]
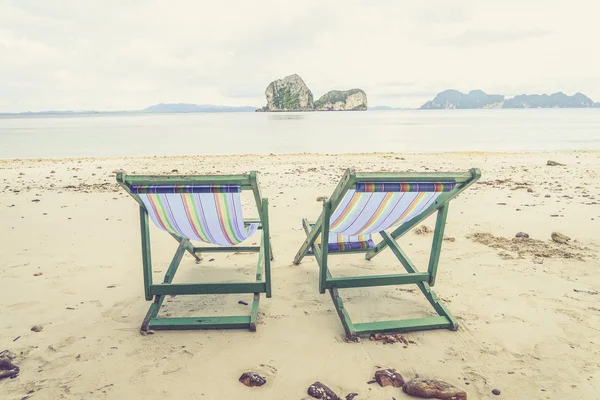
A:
[
  {"left": 329, "top": 182, "right": 452, "bottom": 237},
  {"left": 312, "top": 233, "right": 375, "bottom": 253},
  {"left": 131, "top": 184, "right": 240, "bottom": 194},
  {"left": 356, "top": 182, "right": 455, "bottom": 192},
  {"left": 131, "top": 185, "right": 258, "bottom": 246}
]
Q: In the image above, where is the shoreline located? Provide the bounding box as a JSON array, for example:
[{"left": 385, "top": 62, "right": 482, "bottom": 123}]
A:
[{"left": 1, "top": 149, "right": 599, "bottom": 163}]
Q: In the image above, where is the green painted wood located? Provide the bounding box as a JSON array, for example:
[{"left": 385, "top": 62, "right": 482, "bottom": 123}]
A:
[
  {"left": 149, "top": 316, "right": 252, "bottom": 330},
  {"left": 303, "top": 219, "right": 356, "bottom": 338},
  {"left": 326, "top": 272, "right": 430, "bottom": 289},
  {"left": 380, "top": 231, "right": 458, "bottom": 329},
  {"left": 193, "top": 246, "right": 260, "bottom": 253},
  {"left": 319, "top": 200, "right": 331, "bottom": 294},
  {"left": 262, "top": 198, "right": 272, "bottom": 298},
  {"left": 116, "top": 172, "right": 146, "bottom": 208},
  {"left": 141, "top": 297, "right": 163, "bottom": 331},
  {"left": 244, "top": 218, "right": 262, "bottom": 228},
  {"left": 249, "top": 171, "right": 263, "bottom": 213},
  {"left": 122, "top": 173, "right": 253, "bottom": 187},
  {"left": 294, "top": 213, "right": 324, "bottom": 264},
  {"left": 304, "top": 247, "right": 373, "bottom": 256},
  {"left": 293, "top": 168, "right": 355, "bottom": 265},
  {"left": 141, "top": 241, "right": 186, "bottom": 331},
  {"left": 256, "top": 240, "right": 264, "bottom": 282},
  {"left": 249, "top": 293, "right": 260, "bottom": 332},
  {"left": 164, "top": 242, "right": 186, "bottom": 283},
  {"left": 328, "top": 283, "right": 357, "bottom": 339},
  {"left": 249, "top": 230, "right": 265, "bottom": 331},
  {"left": 353, "top": 316, "right": 452, "bottom": 335},
  {"left": 354, "top": 171, "right": 474, "bottom": 182},
  {"left": 427, "top": 204, "right": 449, "bottom": 286},
  {"left": 139, "top": 206, "right": 153, "bottom": 301},
  {"left": 380, "top": 232, "right": 420, "bottom": 274},
  {"left": 171, "top": 235, "right": 200, "bottom": 261},
  {"left": 150, "top": 282, "right": 266, "bottom": 296}
]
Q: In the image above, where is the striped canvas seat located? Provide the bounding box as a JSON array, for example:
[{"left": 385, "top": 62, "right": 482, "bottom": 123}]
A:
[
  {"left": 314, "top": 233, "right": 375, "bottom": 253},
  {"left": 321, "top": 182, "right": 455, "bottom": 251},
  {"left": 129, "top": 184, "right": 259, "bottom": 246}
]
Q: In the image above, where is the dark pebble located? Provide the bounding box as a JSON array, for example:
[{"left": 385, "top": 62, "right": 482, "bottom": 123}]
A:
[{"left": 492, "top": 389, "right": 501, "bottom": 395}]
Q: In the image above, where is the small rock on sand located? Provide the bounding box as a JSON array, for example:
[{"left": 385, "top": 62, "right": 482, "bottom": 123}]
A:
[
  {"left": 307, "top": 382, "right": 341, "bottom": 400},
  {"left": 515, "top": 232, "right": 529, "bottom": 238},
  {"left": 551, "top": 232, "right": 571, "bottom": 244},
  {"left": 546, "top": 160, "right": 565, "bottom": 166},
  {"left": 0, "top": 357, "right": 20, "bottom": 380},
  {"left": 402, "top": 378, "right": 467, "bottom": 400},
  {"left": 316, "top": 196, "right": 329, "bottom": 202},
  {"left": 31, "top": 325, "right": 43, "bottom": 332},
  {"left": 374, "top": 368, "right": 405, "bottom": 387},
  {"left": 239, "top": 372, "right": 266, "bottom": 387},
  {"left": 492, "top": 389, "right": 501, "bottom": 395}
]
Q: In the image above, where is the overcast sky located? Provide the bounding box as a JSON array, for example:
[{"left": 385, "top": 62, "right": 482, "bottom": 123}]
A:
[{"left": 1, "top": 0, "right": 598, "bottom": 112}]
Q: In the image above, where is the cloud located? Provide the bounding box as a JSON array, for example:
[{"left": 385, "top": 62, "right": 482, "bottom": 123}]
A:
[
  {"left": 0, "top": 0, "right": 598, "bottom": 111},
  {"left": 434, "top": 29, "right": 553, "bottom": 47}
]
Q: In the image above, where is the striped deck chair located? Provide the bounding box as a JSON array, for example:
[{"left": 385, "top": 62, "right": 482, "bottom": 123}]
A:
[
  {"left": 117, "top": 171, "right": 272, "bottom": 333},
  {"left": 294, "top": 168, "right": 481, "bottom": 339}
]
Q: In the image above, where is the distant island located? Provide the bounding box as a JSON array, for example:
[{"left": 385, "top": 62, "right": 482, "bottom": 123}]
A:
[
  {"left": 256, "top": 74, "right": 367, "bottom": 112},
  {"left": 420, "top": 89, "right": 600, "bottom": 109}
]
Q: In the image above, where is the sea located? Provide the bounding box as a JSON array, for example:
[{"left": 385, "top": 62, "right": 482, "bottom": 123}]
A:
[{"left": 1, "top": 109, "right": 599, "bottom": 159}]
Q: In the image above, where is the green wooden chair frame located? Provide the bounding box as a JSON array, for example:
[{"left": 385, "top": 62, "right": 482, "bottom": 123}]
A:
[
  {"left": 117, "top": 171, "right": 272, "bottom": 333},
  {"left": 293, "top": 168, "right": 481, "bottom": 339}
]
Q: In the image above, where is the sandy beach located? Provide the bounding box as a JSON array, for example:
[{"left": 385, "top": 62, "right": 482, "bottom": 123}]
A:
[{"left": 1, "top": 151, "right": 599, "bottom": 399}]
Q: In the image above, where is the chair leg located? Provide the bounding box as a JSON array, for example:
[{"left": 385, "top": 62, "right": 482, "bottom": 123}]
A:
[
  {"left": 141, "top": 238, "right": 268, "bottom": 333},
  {"left": 171, "top": 234, "right": 201, "bottom": 262}
]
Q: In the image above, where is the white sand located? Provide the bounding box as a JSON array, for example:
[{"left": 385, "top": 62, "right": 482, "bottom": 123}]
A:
[{"left": 1, "top": 151, "right": 599, "bottom": 399}]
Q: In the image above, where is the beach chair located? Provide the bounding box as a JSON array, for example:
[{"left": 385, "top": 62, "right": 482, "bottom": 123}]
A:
[
  {"left": 116, "top": 171, "right": 272, "bottom": 332},
  {"left": 293, "top": 168, "right": 480, "bottom": 339}
]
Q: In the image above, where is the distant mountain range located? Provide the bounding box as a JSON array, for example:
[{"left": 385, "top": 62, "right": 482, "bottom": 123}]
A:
[
  {"left": 420, "top": 90, "right": 600, "bottom": 109},
  {"left": 3, "top": 93, "right": 600, "bottom": 116},
  {"left": 142, "top": 103, "right": 256, "bottom": 113},
  {"left": 0, "top": 103, "right": 258, "bottom": 115}
]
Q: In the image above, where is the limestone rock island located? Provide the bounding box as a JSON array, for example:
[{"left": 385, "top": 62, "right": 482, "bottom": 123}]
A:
[{"left": 258, "top": 74, "right": 367, "bottom": 112}]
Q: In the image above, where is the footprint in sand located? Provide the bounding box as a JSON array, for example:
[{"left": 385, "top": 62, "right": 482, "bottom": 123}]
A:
[{"left": 7, "top": 301, "right": 40, "bottom": 310}]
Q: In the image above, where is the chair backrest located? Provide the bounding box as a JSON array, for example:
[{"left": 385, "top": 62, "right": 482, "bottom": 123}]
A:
[
  {"left": 129, "top": 184, "right": 258, "bottom": 246},
  {"left": 117, "top": 172, "right": 264, "bottom": 247},
  {"left": 327, "top": 174, "right": 470, "bottom": 237}
]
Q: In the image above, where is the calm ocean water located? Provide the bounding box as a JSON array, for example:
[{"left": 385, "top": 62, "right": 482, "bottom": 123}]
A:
[{"left": 1, "top": 109, "right": 599, "bottom": 159}]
